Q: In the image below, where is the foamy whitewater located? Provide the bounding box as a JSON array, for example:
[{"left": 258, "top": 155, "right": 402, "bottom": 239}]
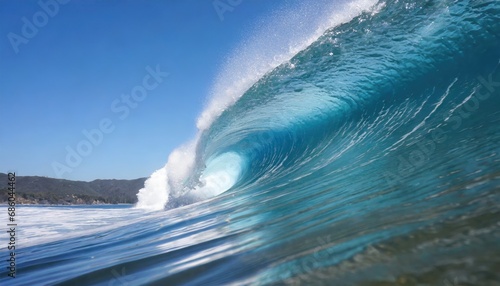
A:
[{"left": 4, "top": 0, "right": 500, "bottom": 284}]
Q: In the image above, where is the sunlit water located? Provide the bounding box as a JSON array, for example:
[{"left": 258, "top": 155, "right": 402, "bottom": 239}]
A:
[{"left": 2, "top": 0, "right": 500, "bottom": 285}]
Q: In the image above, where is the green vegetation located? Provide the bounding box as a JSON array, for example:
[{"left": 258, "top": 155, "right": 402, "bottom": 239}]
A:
[{"left": 0, "top": 173, "right": 146, "bottom": 205}]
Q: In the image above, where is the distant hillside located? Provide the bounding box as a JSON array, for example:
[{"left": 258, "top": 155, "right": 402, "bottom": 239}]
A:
[{"left": 0, "top": 173, "right": 146, "bottom": 205}]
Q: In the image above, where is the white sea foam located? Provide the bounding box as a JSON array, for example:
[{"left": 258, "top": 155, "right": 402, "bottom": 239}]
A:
[
  {"left": 136, "top": 0, "right": 379, "bottom": 210},
  {"left": 7, "top": 206, "right": 146, "bottom": 247},
  {"left": 136, "top": 167, "right": 169, "bottom": 211}
]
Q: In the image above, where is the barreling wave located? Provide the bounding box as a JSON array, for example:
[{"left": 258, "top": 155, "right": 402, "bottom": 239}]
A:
[
  {"left": 136, "top": 0, "right": 380, "bottom": 210},
  {"left": 11, "top": 1, "right": 500, "bottom": 285},
  {"left": 137, "top": 0, "right": 500, "bottom": 213}
]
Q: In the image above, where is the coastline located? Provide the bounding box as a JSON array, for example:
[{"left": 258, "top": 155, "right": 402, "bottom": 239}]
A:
[
  {"left": 0, "top": 173, "right": 144, "bottom": 205},
  {"left": 0, "top": 202, "right": 134, "bottom": 207}
]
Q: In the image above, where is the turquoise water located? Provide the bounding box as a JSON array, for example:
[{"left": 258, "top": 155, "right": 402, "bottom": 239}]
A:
[{"left": 3, "top": 0, "right": 500, "bottom": 285}]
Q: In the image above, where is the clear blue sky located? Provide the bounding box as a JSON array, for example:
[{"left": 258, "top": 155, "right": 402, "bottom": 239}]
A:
[{"left": 0, "top": 0, "right": 341, "bottom": 181}]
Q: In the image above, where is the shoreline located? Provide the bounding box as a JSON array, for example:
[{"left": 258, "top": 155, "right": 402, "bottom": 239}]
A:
[{"left": 0, "top": 202, "right": 135, "bottom": 207}]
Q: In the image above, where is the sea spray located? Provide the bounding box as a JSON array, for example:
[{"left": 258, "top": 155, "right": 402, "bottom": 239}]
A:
[
  {"left": 135, "top": 167, "right": 168, "bottom": 210},
  {"left": 136, "top": 0, "right": 379, "bottom": 210}
]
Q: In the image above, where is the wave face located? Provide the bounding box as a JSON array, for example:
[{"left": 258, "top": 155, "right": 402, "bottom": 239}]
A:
[
  {"left": 7, "top": 0, "right": 500, "bottom": 285},
  {"left": 140, "top": 0, "right": 500, "bottom": 209},
  {"left": 136, "top": 0, "right": 500, "bottom": 283}
]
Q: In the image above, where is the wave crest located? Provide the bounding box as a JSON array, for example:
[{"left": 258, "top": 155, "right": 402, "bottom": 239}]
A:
[{"left": 136, "top": 0, "right": 379, "bottom": 210}]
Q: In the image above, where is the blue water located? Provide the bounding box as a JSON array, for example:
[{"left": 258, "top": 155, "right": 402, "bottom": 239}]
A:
[{"left": 3, "top": 0, "right": 500, "bottom": 285}]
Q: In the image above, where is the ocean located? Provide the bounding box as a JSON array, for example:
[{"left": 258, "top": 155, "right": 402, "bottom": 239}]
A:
[{"left": 3, "top": 0, "right": 500, "bottom": 285}]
